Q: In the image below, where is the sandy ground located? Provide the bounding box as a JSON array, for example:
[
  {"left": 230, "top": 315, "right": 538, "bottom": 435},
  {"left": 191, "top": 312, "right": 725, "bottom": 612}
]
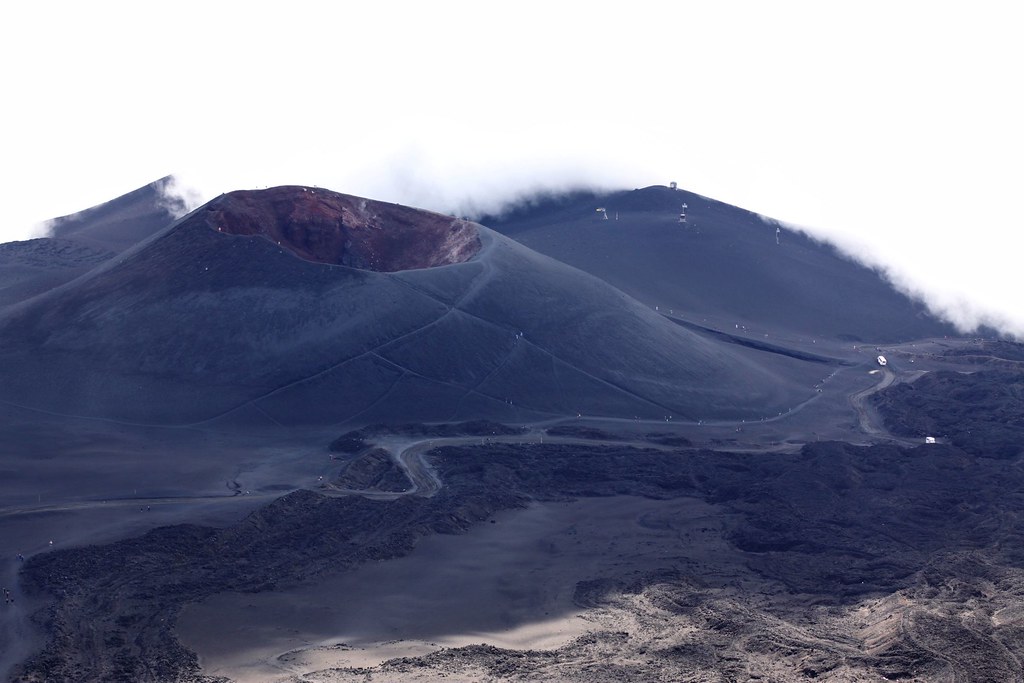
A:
[{"left": 177, "top": 495, "right": 738, "bottom": 682}]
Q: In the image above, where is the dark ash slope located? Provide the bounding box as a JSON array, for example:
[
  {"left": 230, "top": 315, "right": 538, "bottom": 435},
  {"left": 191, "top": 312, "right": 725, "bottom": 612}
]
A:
[
  {"left": 0, "top": 177, "right": 179, "bottom": 310},
  {"left": 0, "top": 186, "right": 821, "bottom": 426},
  {"left": 483, "top": 185, "right": 955, "bottom": 343}
]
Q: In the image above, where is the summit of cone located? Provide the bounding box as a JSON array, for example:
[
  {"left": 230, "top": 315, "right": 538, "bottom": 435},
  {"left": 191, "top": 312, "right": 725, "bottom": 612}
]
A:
[{"left": 204, "top": 186, "right": 480, "bottom": 272}]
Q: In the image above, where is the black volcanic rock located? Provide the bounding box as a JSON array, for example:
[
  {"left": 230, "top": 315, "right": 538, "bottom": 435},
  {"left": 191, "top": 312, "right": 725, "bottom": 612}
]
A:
[
  {"left": 15, "top": 484, "right": 523, "bottom": 683},
  {"left": 483, "top": 185, "right": 956, "bottom": 342},
  {"left": 333, "top": 448, "right": 411, "bottom": 491},
  {"left": 20, "top": 432, "right": 1024, "bottom": 682},
  {"left": 872, "top": 367, "right": 1024, "bottom": 458}
]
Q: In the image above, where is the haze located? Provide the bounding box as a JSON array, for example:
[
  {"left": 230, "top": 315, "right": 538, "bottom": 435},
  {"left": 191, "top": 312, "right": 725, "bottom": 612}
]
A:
[{"left": 2, "top": 2, "right": 1020, "bottom": 336}]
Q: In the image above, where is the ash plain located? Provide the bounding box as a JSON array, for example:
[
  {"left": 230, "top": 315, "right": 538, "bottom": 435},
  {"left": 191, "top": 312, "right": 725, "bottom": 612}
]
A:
[{"left": 4, "top": 337, "right": 1024, "bottom": 682}]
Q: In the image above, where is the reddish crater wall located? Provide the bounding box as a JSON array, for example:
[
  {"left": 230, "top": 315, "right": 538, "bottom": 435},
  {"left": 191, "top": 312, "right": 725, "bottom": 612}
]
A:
[{"left": 203, "top": 186, "right": 480, "bottom": 272}]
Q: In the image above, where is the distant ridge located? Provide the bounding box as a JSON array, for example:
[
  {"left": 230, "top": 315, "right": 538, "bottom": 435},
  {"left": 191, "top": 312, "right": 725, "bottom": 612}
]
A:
[
  {"left": 0, "top": 178, "right": 181, "bottom": 310},
  {"left": 483, "top": 185, "right": 956, "bottom": 343},
  {"left": 46, "top": 175, "right": 183, "bottom": 253}
]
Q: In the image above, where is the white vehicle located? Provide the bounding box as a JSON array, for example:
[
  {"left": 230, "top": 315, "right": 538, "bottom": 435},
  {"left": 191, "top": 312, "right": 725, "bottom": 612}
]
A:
[{"left": 877, "top": 355, "right": 887, "bottom": 366}]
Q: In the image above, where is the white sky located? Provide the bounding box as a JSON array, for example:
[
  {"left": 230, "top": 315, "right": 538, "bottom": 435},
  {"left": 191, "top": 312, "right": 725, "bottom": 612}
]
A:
[{"left": 2, "top": 2, "right": 1021, "bottom": 337}]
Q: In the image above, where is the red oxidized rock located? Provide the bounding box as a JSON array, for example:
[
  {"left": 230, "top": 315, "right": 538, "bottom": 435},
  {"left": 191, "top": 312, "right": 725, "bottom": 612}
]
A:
[{"left": 204, "top": 186, "right": 480, "bottom": 272}]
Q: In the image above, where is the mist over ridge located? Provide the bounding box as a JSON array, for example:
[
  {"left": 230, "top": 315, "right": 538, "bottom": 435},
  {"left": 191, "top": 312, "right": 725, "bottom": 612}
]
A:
[
  {"left": 21, "top": 164, "right": 1021, "bottom": 342},
  {"left": 158, "top": 164, "right": 1022, "bottom": 340}
]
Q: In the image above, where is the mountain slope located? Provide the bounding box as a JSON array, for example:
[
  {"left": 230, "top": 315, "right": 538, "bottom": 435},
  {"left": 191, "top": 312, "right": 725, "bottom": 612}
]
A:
[
  {"left": 483, "top": 186, "right": 955, "bottom": 343},
  {"left": 0, "top": 186, "right": 822, "bottom": 426},
  {"left": 45, "top": 176, "right": 184, "bottom": 253},
  {"left": 0, "top": 177, "right": 180, "bottom": 309}
]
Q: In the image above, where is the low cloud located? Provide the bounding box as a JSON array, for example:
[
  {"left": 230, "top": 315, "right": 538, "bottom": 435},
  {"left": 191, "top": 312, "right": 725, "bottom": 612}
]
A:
[
  {"left": 771, "top": 217, "right": 1024, "bottom": 341},
  {"left": 154, "top": 176, "right": 204, "bottom": 219},
  {"left": 159, "top": 154, "right": 1024, "bottom": 342},
  {"left": 2, "top": 3, "right": 1020, "bottom": 338}
]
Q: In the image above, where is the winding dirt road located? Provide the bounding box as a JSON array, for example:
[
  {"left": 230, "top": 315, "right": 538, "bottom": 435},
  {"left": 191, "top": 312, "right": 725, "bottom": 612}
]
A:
[
  {"left": 1, "top": 361, "right": 925, "bottom": 521},
  {"left": 850, "top": 367, "right": 897, "bottom": 436},
  {"left": 848, "top": 366, "right": 923, "bottom": 446}
]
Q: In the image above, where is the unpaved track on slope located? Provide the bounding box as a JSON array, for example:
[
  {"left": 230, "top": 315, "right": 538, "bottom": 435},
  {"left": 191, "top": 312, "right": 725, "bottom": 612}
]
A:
[
  {"left": 334, "top": 367, "right": 926, "bottom": 502},
  {"left": 849, "top": 366, "right": 921, "bottom": 446}
]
